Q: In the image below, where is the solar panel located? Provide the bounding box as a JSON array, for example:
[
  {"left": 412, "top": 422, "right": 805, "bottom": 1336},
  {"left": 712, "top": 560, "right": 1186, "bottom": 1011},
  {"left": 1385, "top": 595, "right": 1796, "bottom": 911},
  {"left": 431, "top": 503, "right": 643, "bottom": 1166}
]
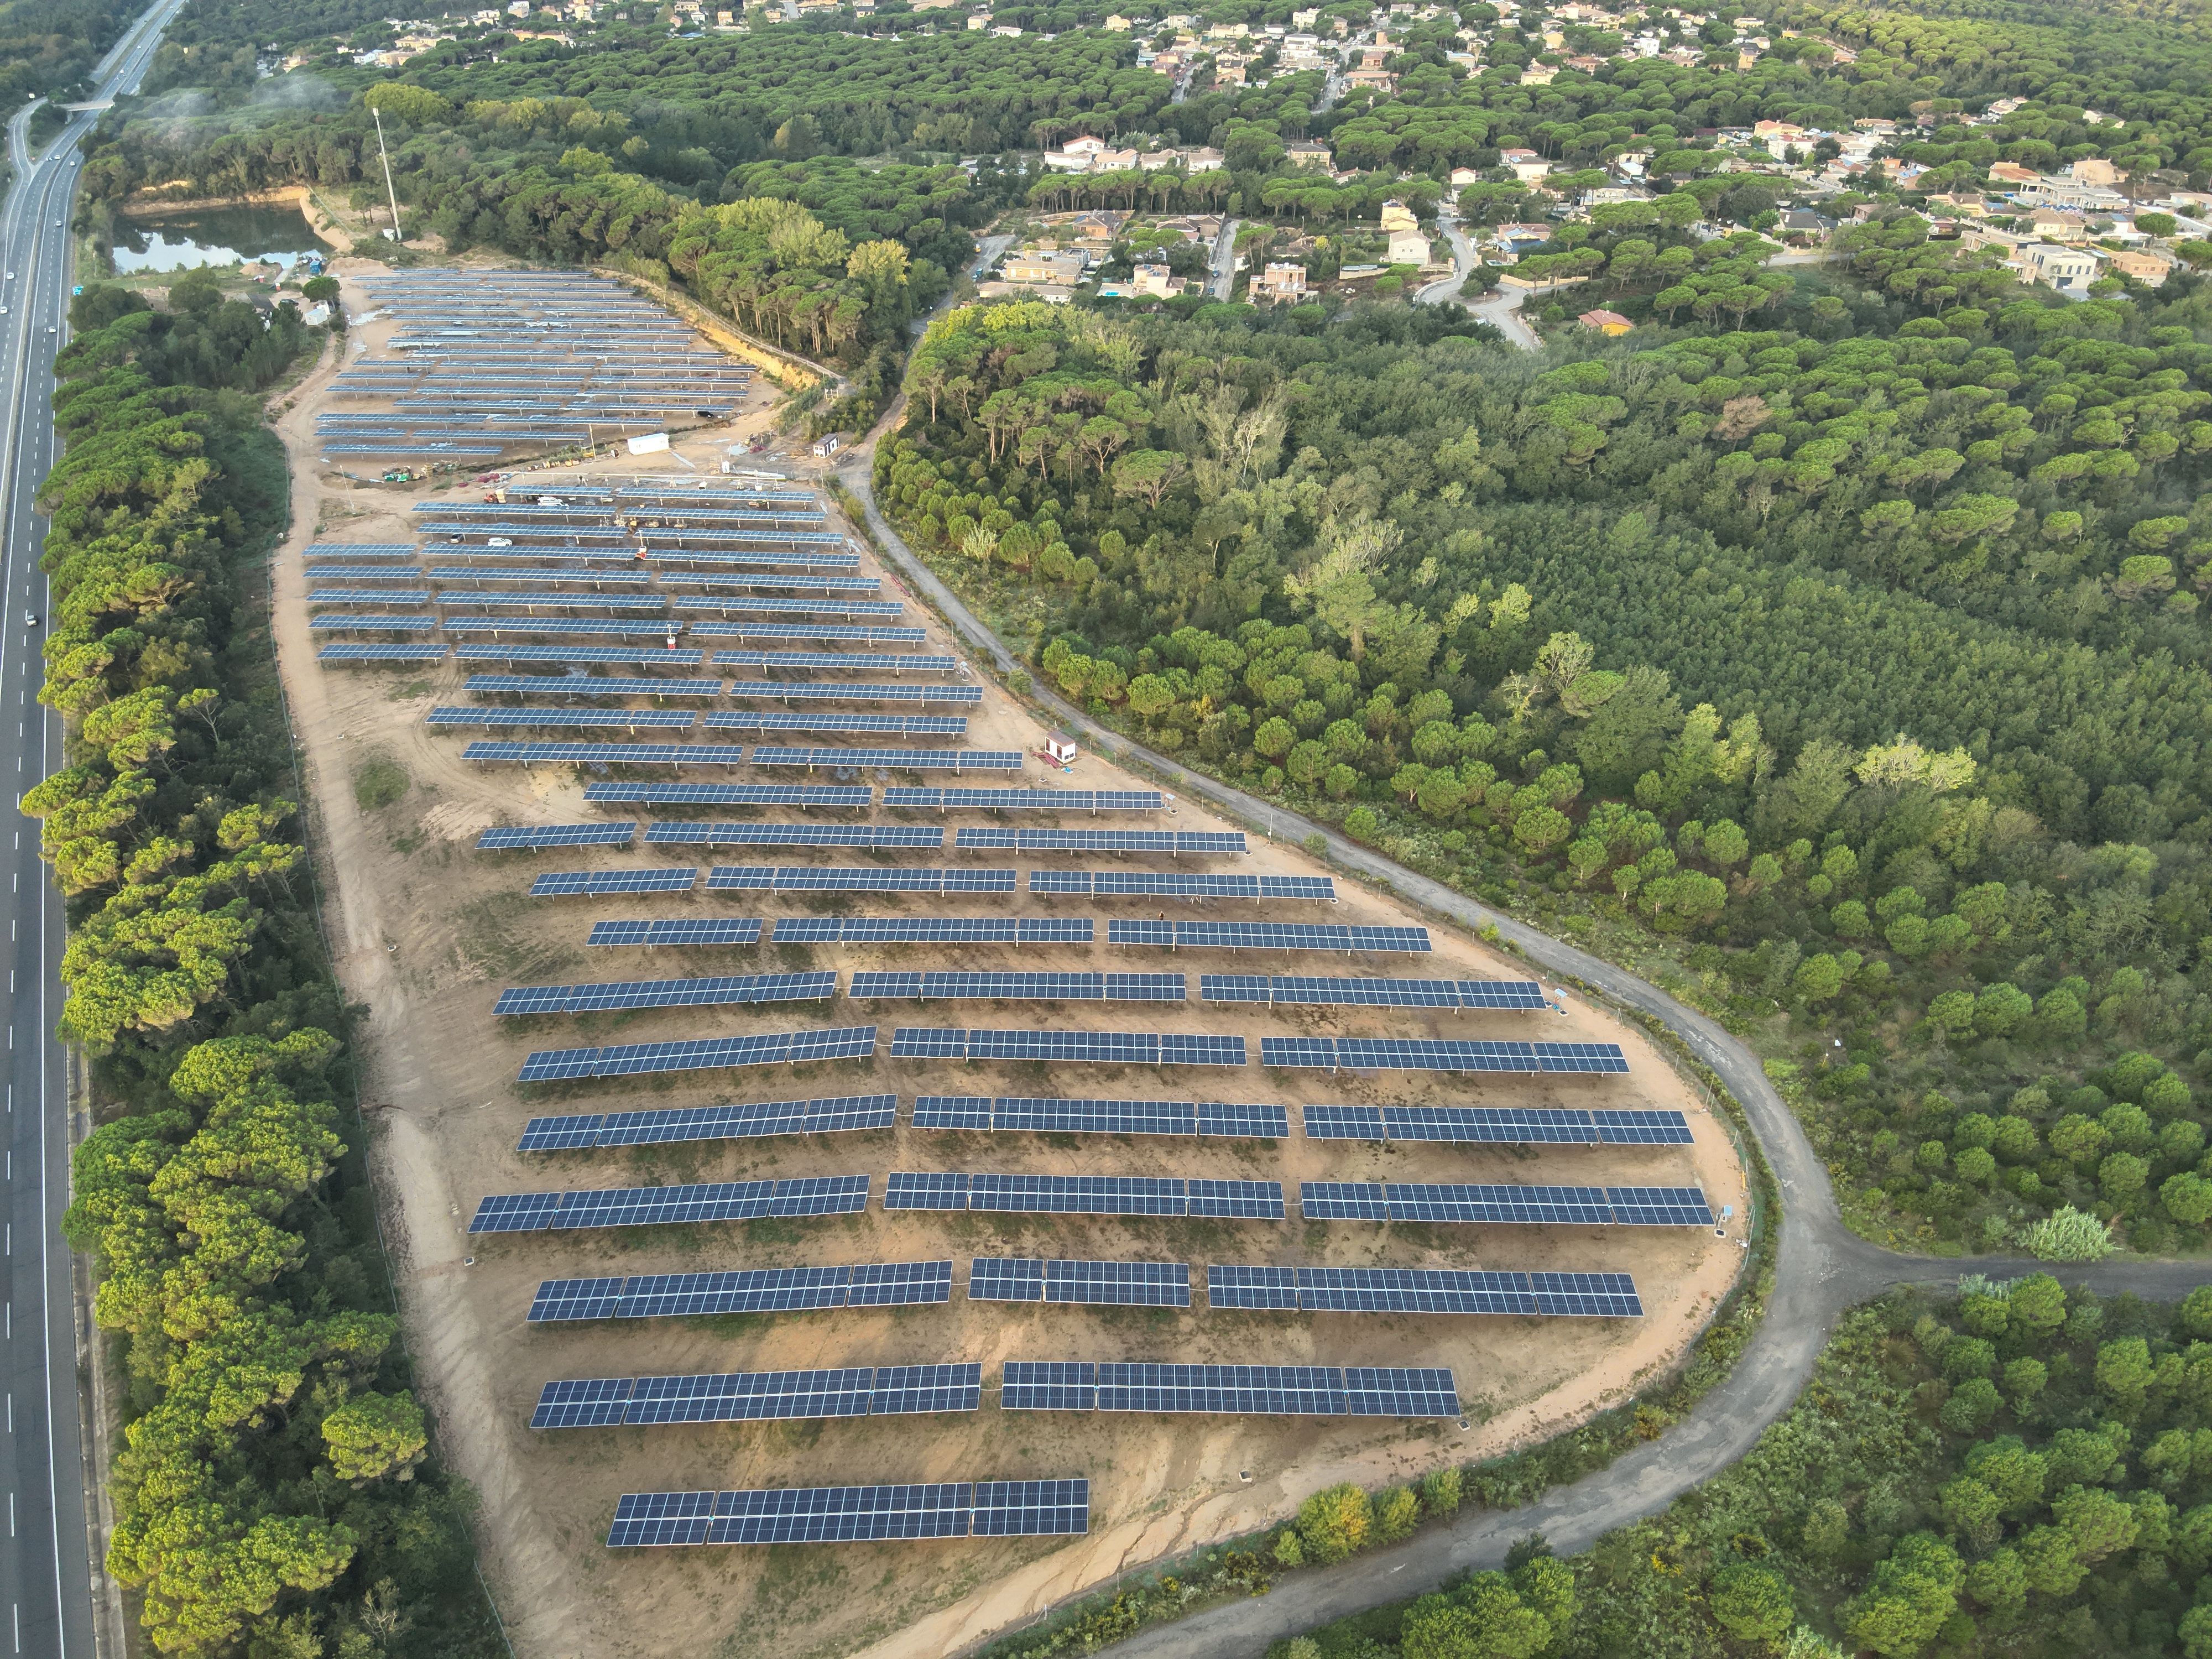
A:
[
  {"left": 714, "top": 651, "right": 955, "bottom": 674},
  {"left": 306, "top": 542, "right": 418, "bottom": 558},
  {"left": 706, "top": 867, "right": 1016, "bottom": 895},
  {"left": 1293, "top": 1181, "right": 1710, "bottom": 1227},
  {"left": 514, "top": 1026, "right": 874, "bottom": 1079},
  {"left": 584, "top": 783, "right": 872, "bottom": 807},
  {"left": 847, "top": 971, "right": 1185, "bottom": 1004},
  {"left": 464, "top": 675, "right": 725, "bottom": 697},
  {"left": 885, "top": 1029, "right": 1244, "bottom": 1067},
  {"left": 956, "top": 830, "right": 1248, "bottom": 855},
  {"left": 461, "top": 741, "right": 748, "bottom": 768},
  {"left": 1197, "top": 1100, "right": 1290, "bottom": 1138},
  {"left": 872, "top": 1364, "right": 985, "bottom": 1415},
  {"left": 620, "top": 1368, "right": 874, "bottom": 1426},
  {"left": 467, "top": 1175, "right": 868, "bottom": 1232},
  {"left": 966, "top": 1257, "right": 1046, "bottom": 1302},
  {"left": 523, "top": 1261, "right": 952, "bottom": 1322},
  {"left": 528, "top": 868, "right": 697, "bottom": 896},
  {"left": 1592, "top": 1109, "right": 1695, "bottom": 1145},
  {"left": 1296, "top": 1182, "right": 1390, "bottom": 1222},
  {"left": 1110, "top": 921, "right": 1432, "bottom": 954},
  {"left": 583, "top": 919, "right": 763, "bottom": 947},
  {"left": 1260, "top": 1037, "right": 1631, "bottom": 1074},
  {"left": 1605, "top": 1186, "right": 1718, "bottom": 1226},
  {"left": 883, "top": 789, "right": 1165, "bottom": 812},
  {"left": 493, "top": 972, "right": 834, "bottom": 1016},
  {"left": 884, "top": 1173, "right": 1282, "bottom": 1218},
  {"left": 1045, "top": 1259, "right": 1191, "bottom": 1307},
  {"left": 910, "top": 1094, "right": 993, "bottom": 1129},
  {"left": 1000, "top": 1361, "right": 1096, "bottom": 1412},
  {"left": 453, "top": 644, "right": 705, "bottom": 666},
  {"left": 1199, "top": 975, "right": 1544, "bottom": 1008},
  {"left": 1301, "top": 1105, "right": 1605, "bottom": 1146},
  {"left": 309, "top": 614, "right": 437, "bottom": 632},
  {"left": 1026, "top": 872, "right": 1338, "bottom": 901},
  {"left": 429, "top": 706, "right": 699, "bottom": 730},
  {"left": 1530, "top": 1270, "right": 1645, "bottom": 1317},
  {"left": 686, "top": 624, "right": 926, "bottom": 644},
  {"left": 320, "top": 643, "right": 450, "bottom": 664},
  {"left": 990, "top": 1098, "right": 1197, "bottom": 1135},
  {"left": 750, "top": 747, "right": 1024, "bottom": 772},
  {"left": 1343, "top": 1368, "right": 1464, "bottom": 1417},
  {"left": 771, "top": 918, "right": 1091, "bottom": 946},
  {"left": 310, "top": 588, "right": 432, "bottom": 606},
  {"left": 1203, "top": 1265, "right": 1298, "bottom": 1311},
  {"left": 477, "top": 822, "right": 637, "bottom": 851},
  {"left": 609, "top": 1484, "right": 984, "bottom": 1546},
  {"left": 970, "top": 1479, "right": 1091, "bottom": 1538},
  {"left": 529, "top": 1376, "right": 635, "bottom": 1428},
  {"left": 646, "top": 823, "right": 941, "bottom": 849},
  {"left": 1186, "top": 1178, "right": 1286, "bottom": 1219},
  {"left": 883, "top": 1171, "right": 971, "bottom": 1211},
  {"left": 706, "top": 711, "right": 969, "bottom": 738}
]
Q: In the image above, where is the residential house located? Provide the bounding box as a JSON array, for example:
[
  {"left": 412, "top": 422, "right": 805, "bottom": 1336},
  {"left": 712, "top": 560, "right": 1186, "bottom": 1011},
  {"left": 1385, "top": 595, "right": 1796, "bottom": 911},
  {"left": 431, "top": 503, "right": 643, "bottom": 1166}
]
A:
[
  {"left": 1521, "top": 62, "right": 1558, "bottom": 82},
  {"left": 2008, "top": 242, "right": 2099, "bottom": 294},
  {"left": 2015, "top": 179, "right": 2128, "bottom": 213},
  {"left": 2070, "top": 158, "right": 2119, "bottom": 186},
  {"left": 1044, "top": 135, "right": 1110, "bottom": 170},
  {"left": 2105, "top": 248, "right": 2174, "bottom": 286},
  {"left": 2026, "top": 207, "right": 2089, "bottom": 243},
  {"left": 977, "top": 280, "right": 1073, "bottom": 303},
  {"left": 1779, "top": 206, "right": 1835, "bottom": 243},
  {"left": 1578, "top": 308, "right": 1634, "bottom": 335},
  {"left": 1286, "top": 140, "right": 1334, "bottom": 169},
  {"left": 1987, "top": 161, "right": 2040, "bottom": 186},
  {"left": 1003, "top": 248, "right": 1089, "bottom": 285},
  {"left": 1500, "top": 148, "right": 1552, "bottom": 182},
  {"left": 1343, "top": 64, "right": 1398, "bottom": 91},
  {"left": 1250, "top": 262, "right": 1312, "bottom": 302}
]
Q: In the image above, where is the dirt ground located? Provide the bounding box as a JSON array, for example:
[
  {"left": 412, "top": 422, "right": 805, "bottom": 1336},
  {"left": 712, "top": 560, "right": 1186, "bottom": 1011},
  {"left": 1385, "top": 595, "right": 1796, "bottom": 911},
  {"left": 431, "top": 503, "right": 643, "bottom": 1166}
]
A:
[{"left": 263, "top": 262, "right": 1749, "bottom": 1659}]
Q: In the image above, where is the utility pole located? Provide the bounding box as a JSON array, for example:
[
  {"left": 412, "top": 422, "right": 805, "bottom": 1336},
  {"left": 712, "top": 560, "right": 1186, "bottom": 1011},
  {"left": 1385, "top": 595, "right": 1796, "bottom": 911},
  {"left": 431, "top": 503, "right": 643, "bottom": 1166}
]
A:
[{"left": 372, "top": 105, "right": 404, "bottom": 243}]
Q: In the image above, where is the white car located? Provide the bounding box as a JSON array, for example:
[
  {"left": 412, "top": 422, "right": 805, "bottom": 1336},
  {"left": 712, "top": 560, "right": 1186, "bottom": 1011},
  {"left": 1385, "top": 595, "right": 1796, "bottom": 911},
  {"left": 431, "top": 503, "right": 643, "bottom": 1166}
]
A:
[{"left": 487, "top": 537, "right": 513, "bottom": 547}]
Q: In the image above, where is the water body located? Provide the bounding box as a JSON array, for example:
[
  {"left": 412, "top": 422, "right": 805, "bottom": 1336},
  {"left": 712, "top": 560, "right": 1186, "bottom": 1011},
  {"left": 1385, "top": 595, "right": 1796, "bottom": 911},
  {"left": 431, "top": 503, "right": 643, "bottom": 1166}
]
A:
[{"left": 112, "top": 202, "right": 333, "bottom": 274}]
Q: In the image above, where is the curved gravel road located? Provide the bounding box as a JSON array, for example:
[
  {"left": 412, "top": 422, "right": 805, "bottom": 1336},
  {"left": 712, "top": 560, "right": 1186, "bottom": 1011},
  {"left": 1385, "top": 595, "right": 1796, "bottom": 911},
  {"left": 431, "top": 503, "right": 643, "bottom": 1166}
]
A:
[{"left": 838, "top": 463, "right": 2209, "bottom": 1656}]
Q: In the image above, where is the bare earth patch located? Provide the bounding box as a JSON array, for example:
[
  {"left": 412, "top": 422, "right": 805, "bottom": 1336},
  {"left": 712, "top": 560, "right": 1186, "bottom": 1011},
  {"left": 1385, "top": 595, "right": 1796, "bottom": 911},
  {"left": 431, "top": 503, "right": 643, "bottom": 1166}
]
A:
[{"left": 264, "top": 266, "right": 1746, "bottom": 1659}]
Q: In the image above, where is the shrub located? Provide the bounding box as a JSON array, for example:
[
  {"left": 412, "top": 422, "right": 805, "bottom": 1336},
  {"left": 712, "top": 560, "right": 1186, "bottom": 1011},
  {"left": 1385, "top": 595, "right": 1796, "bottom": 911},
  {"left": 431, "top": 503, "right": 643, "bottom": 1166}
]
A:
[
  {"left": 1295, "top": 1483, "right": 1373, "bottom": 1564},
  {"left": 2023, "top": 1207, "right": 2115, "bottom": 1261}
]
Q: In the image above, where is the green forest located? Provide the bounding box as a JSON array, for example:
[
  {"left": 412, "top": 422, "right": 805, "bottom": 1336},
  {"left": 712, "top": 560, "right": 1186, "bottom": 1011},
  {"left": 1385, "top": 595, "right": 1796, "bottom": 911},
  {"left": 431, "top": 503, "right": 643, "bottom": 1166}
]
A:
[
  {"left": 35, "top": 282, "right": 501, "bottom": 1658},
  {"left": 1258, "top": 1281, "right": 2212, "bottom": 1659}
]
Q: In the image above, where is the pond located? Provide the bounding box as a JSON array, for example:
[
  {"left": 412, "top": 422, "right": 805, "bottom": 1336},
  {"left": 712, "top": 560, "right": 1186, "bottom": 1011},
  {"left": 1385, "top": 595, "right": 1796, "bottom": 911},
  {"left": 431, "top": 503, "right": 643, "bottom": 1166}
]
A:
[{"left": 111, "top": 202, "right": 333, "bottom": 274}]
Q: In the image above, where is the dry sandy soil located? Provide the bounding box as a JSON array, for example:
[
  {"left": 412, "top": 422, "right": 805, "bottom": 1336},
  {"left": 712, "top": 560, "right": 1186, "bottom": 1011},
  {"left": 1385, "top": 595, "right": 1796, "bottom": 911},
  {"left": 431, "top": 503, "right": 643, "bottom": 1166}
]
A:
[{"left": 263, "top": 263, "right": 1748, "bottom": 1659}]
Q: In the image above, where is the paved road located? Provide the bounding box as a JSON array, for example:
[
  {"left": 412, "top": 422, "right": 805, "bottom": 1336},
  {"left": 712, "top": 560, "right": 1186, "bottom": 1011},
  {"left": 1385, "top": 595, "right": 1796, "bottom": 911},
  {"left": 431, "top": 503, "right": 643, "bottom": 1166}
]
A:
[
  {"left": 1208, "top": 217, "right": 1241, "bottom": 299},
  {"left": 0, "top": 4, "right": 191, "bottom": 1655},
  {"left": 1413, "top": 207, "right": 1475, "bottom": 307},
  {"left": 842, "top": 458, "right": 2212, "bottom": 1657}
]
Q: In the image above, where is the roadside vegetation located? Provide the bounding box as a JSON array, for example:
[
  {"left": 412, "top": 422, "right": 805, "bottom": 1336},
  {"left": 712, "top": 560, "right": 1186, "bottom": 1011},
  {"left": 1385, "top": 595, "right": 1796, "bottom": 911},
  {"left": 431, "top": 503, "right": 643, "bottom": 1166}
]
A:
[{"left": 34, "top": 278, "right": 500, "bottom": 1658}]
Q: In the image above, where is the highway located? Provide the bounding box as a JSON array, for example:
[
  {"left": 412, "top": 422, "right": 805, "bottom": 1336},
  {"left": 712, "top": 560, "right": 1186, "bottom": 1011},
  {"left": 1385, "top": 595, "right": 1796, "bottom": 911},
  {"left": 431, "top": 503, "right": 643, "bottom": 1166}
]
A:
[{"left": 0, "top": 2, "right": 191, "bottom": 1654}]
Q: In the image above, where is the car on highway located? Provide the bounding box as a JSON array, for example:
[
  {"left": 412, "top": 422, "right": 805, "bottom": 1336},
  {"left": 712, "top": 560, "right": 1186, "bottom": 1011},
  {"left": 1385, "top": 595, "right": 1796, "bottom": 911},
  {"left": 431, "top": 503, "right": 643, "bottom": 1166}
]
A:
[{"left": 23, "top": 611, "right": 38, "bottom": 628}]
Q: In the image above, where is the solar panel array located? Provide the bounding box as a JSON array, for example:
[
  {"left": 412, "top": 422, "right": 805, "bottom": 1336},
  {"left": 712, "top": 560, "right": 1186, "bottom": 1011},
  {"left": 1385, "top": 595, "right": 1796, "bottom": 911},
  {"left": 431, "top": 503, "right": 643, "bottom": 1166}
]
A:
[
  {"left": 849, "top": 971, "right": 1183, "bottom": 1003},
  {"left": 910, "top": 1097, "right": 1288, "bottom": 1139},
  {"left": 1261, "top": 1037, "right": 1630, "bottom": 1074},
  {"left": 519, "top": 1094, "right": 898, "bottom": 1151},
  {"left": 1031, "top": 872, "right": 1335, "bottom": 902},
  {"left": 493, "top": 971, "right": 834, "bottom": 1016},
  {"left": 1201, "top": 975, "right": 1546, "bottom": 1009},
  {"left": 529, "top": 867, "right": 697, "bottom": 896},
  {"left": 1109, "top": 921, "right": 1432, "bottom": 954},
  {"left": 887, "top": 1029, "right": 1248, "bottom": 1067},
  {"left": 516, "top": 1026, "right": 875, "bottom": 1080},
  {"left": 955, "top": 829, "right": 1248, "bottom": 855},
  {"left": 468, "top": 1175, "right": 869, "bottom": 1233},
  {"left": 1301, "top": 1105, "right": 1693, "bottom": 1146},
  {"left": 584, "top": 782, "right": 872, "bottom": 807},
  {"left": 1206, "top": 1266, "right": 1645, "bottom": 1317},
  {"left": 585, "top": 919, "right": 763, "bottom": 947},
  {"left": 967, "top": 1258, "right": 1192, "bottom": 1308},
  {"left": 527, "top": 1261, "right": 953, "bottom": 1322},
  {"left": 883, "top": 1172, "right": 1283, "bottom": 1219},
  {"left": 1001, "top": 1363, "right": 1460, "bottom": 1418},
  {"left": 1295, "top": 1181, "right": 1713, "bottom": 1227},
  {"left": 772, "top": 918, "right": 1092, "bottom": 946},
  {"left": 477, "top": 822, "right": 638, "bottom": 851},
  {"left": 645, "top": 822, "right": 942, "bottom": 849},
  {"left": 883, "top": 789, "right": 1164, "bottom": 813},
  {"left": 605, "top": 1479, "right": 1087, "bottom": 1546},
  {"left": 706, "top": 866, "right": 1014, "bottom": 895},
  {"left": 534, "top": 1364, "right": 980, "bottom": 1428},
  {"left": 750, "top": 747, "right": 1024, "bottom": 773}
]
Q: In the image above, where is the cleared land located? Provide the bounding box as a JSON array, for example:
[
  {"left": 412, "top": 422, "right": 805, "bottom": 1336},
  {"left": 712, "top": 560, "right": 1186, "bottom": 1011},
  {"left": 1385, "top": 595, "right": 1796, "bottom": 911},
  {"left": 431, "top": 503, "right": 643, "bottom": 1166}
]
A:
[{"left": 263, "top": 262, "right": 1745, "bottom": 1659}]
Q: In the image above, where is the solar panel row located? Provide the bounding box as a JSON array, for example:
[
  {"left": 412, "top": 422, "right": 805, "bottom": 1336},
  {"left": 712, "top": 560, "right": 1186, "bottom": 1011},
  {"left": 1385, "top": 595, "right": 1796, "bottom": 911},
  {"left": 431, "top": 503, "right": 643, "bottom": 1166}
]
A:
[
  {"left": 463, "top": 740, "right": 749, "bottom": 766},
  {"left": 1030, "top": 872, "right": 1336, "bottom": 902},
  {"left": 1109, "top": 921, "right": 1432, "bottom": 954},
  {"left": 883, "top": 789, "right": 1164, "bottom": 813},
  {"left": 849, "top": 971, "right": 1185, "bottom": 1003},
  {"left": 887, "top": 1029, "right": 1248, "bottom": 1067},
  {"left": 478, "top": 822, "right": 638, "bottom": 851},
  {"left": 529, "top": 867, "right": 697, "bottom": 896},
  {"left": 605, "top": 1479, "right": 1088, "bottom": 1546},
  {"left": 526, "top": 1261, "right": 953, "bottom": 1322},
  {"left": 772, "top": 919, "right": 1092, "bottom": 946},
  {"left": 750, "top": 747, "right": 1024, "bottom": 772},
  {"left": 517, "top": 1026, "right": 875, "bottom": 1080},
  {"left": 968, "top": 1258, "right": 1191, "bottom": 1308},
  {"left": 1261, "top": 1037, "right": 1631, "bottom": 1075},
  {"left": 585, "top": 919, "right": 763, "bottom": 947},
  {"left": 584, "top": 783, "right": 872, "bottom": 807},
  {"left": 534, "top": 1364, "right": 982, "bottom": 1428},
  {"left": 469, "top": 1175, "right": 870, "bottom": 1233},
  {"left": 910, "top": 1097, "right": 1287, "bottom": 1138},
  {"left": 1207, "top": 1265, "right": 1645, "bottom": 1318},
  {"left": 883, "top": 1172, "right": 1282, "bottom": 1219},
  {"left": 1301, "top": 1105, "right": 1693, "bottom": 1146},
  {"left": 645, "top": 822, "right": 942, "bottom": 849},
  {"left": 954, "top": 830, "right": 1247, "bottom": 855},
  {"left": 705, "top": 867, "right": 1015, "bottom": 895},
  {"left": 519, "top": 1094, "right": 898, "bottom": 1151},
  {"left": 1001, "top": 1362, "right": 1460, "bottom": 1418},
  {"left": 1198, "top": 975, "right": 1546, "bottom": 1009},
  {"left": 1296, "top": 1181, "right": 1714, "bottom": 1227},
  {"left": 493, "top": 971, "right": 836, "bottom": 1016}
]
